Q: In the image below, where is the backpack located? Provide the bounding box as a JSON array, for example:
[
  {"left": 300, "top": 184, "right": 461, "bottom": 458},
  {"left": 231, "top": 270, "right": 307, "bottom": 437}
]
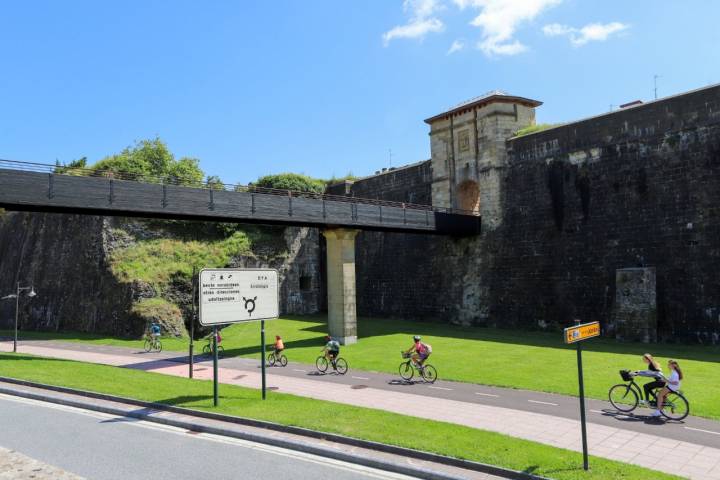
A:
[{"left": 421, "top": 342, "right": 432, "bottom": 354}]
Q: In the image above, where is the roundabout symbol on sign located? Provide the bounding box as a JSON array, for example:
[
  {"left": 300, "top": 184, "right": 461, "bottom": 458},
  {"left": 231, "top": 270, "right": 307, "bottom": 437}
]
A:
[{"left": 243, "top": 296, "right": 257, "bottom": 316}]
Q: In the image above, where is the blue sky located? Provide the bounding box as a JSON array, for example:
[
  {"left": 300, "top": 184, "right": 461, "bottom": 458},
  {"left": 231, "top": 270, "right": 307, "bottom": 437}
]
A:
[{"left": 2, "top": 1, "right": 719, "bottom": 185}]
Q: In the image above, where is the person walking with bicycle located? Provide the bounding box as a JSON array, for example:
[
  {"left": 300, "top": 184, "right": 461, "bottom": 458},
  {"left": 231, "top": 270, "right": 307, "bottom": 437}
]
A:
[
  {"left": 405, "top": 335, "right": 432, "bottom": 368},
  {"left": 634, "top": 353, "right": 665, "bottom": 405},
  {"left": 653, "top": 360, "right": 684, "bottom": 417}
]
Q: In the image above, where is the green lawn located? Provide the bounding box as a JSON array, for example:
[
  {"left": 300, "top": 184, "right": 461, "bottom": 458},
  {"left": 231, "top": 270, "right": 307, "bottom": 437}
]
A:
[
  {"left": 0, "top": 353, "right": 680, "bottom": 480},
  {"left": 5, "top": 315, "right": 719, "bottom": 419}
]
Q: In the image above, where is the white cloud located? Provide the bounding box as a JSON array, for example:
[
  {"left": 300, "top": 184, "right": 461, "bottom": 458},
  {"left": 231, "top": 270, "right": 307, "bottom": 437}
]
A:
[
  {"left": 543, "top": 21, "right": 629, "bottom": 46},
  {"left": 447, "top": 39, "right": 465, "bottom": 54},
  {"left": 451, "top": 0, "right": 562, "bottom": 56},
  {"left": 382, "top": 0, "right": 445, "bottom": 46}
]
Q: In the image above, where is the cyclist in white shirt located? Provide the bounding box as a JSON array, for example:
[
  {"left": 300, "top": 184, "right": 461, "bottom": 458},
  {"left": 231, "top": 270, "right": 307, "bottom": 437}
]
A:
[{"left": 652, "top": 360, "right": 684, "bottom": 417}]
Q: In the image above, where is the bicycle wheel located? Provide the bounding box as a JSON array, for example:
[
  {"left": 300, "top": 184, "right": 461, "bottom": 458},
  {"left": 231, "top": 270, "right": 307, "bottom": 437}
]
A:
[
  {"left": 217, "top": 345, "right": 225, "bottom": 358},
  {"left": 335, "top": 358, "right": 348, "bottom": 375},
  {"left": 266, "top": 353, "right": 276, "bottom": 366},
  {"left": 399, "top": 362, "right": 414, "bottom": 381},
  {"left": 155, "top": 340, "right": 162, "bottom": 353},
  {"left": 202, "top": 344, "right": 211, "bottom": 356},
  {"left": 661, "top": 392, "right": 689, "bottom": 421},
  {"left": 316, "top": 356, "right": 328, "bottom": 373},
  {"left": 608, "top": 384, "right": 639, "bottom": 412},
  {"left": 421, "top": 364, "right": 438, "bottom": 383},
  {"left": 279, "top": 355, "right": 288, "bottom": 367},
  {"left": 143, "top": 339, "right": 152, "bottom": 353}
]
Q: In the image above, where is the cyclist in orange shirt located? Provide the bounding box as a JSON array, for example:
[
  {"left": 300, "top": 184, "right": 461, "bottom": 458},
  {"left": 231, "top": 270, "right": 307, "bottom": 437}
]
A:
[{"left": 272, "top": 335, "right": 285, "bottom": 360}]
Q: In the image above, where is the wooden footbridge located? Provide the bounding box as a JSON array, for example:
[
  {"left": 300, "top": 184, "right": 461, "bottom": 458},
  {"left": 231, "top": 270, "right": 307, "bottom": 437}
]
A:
[{"left": 0, "top": 160, "right": 480, "bottom": 235}]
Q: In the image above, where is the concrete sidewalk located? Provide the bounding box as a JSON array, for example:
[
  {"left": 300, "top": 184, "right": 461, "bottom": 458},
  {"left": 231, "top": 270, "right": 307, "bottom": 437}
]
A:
[{"left": 3, "top": 340, "right": 720, "bottom": 479}]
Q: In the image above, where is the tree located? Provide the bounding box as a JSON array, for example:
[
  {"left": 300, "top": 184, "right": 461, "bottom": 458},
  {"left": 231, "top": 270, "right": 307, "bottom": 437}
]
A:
[
  {"left": 254, "top": 173, "right": 325, "bottom": 193},
  {"left": 168, "top": 157, "right": 204, "bottom": 186},
  {"left": 206, "top": 175, "right": 224, "bottom": 190}
]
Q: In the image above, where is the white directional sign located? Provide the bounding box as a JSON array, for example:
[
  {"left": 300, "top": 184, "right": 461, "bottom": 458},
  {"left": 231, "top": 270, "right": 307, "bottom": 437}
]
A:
[{"left": 199, "top": 268, "right": 279, "bottom": 326}]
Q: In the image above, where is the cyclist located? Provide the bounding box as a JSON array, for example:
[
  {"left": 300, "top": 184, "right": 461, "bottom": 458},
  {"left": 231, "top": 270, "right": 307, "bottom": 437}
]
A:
[
  {"left": 272, "top": 335, "right": 285, "bottom": 360},
  {"left": 633, "top": 353, "right": 665, "bottom": 405},
  {"left": 322, "top": 335, "right": 340, "bottom": 365},
  {"left": 653, "top": 359, "right": 684, "bottom": 417},
  {"left": 405, "top": 335, "right": 432, "bottom": 368},
  {"left": 150, "top": 321, "right": 161, "bottom": 344}
]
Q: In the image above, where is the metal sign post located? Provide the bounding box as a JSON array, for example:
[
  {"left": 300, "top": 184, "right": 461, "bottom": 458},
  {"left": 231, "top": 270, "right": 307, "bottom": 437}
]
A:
[
  {"left": 564, "top": 320, "right": 600, "bottom": 471},
  {"left": 213, "top": 326, "right": 219, "bottom": 407},
  {"left": 261, "top": 319, "right": 266, "bottom": 400},
  {"left": 198, "top": 268, "right": 279, "bottom": 406},
  {"left": 189, "top": 266, "right": 197, "bottom": 379}
]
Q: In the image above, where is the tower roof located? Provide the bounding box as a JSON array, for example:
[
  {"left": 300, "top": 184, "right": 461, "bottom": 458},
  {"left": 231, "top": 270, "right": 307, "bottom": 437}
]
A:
[{"left": 424, "top": 91, "right": 542, "bottom": 124}]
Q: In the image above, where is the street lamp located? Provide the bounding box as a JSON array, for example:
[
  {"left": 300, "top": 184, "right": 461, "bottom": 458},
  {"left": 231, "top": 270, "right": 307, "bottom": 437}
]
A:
[{"left": 1, "top": 283, "right": 36, "bottom": 353}]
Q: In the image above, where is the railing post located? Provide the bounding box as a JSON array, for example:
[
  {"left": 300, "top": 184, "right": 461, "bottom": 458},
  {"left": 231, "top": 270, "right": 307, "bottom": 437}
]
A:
[
  {"left": 47, "top": 173, "right": 54, "bottom": 199},
  {"left": 288, "top": 190, "right": 293, "bottom": 216},
  {"left": 209, "top": 188, "right": 215, "bottom": 211},
  {"left": 403, "top": 203, "right": 406, "bottom": 224},
  {"left": 162, "top": 184, "right": 168, "bottom": 208},
  {"left": 322, "top": 199, "right": 327, "bottom": 219},
  {"left": 108, "top": 179, "right": 114, "bottom": 205},
  {"left": 251, "top": 193, "right": 256, "bottom": 214},
  {"left": 379, "top": 205, "right": 382, "bottom": 223},
  {"left": 425, "top": 209, "right": 429, "bottom": 226}
]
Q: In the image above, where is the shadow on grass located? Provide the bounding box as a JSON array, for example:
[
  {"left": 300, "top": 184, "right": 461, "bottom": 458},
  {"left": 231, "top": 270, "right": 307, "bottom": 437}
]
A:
[{"left": 6, "top": 312, "right": 720, "bottom": 364}]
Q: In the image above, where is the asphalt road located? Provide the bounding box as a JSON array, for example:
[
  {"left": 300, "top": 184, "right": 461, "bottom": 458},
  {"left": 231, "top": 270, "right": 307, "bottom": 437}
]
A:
[
  {"left": 16, "top": 340, "right": 720, "bottom": 449},
  {"left": 0, "top": 395, "right": 413, "bottom": 480}
]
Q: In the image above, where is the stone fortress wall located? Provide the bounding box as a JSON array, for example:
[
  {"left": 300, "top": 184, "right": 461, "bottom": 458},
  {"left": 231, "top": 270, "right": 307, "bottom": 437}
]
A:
[{"left": 339, "top": 84, "right": 720, "bottom": 342}]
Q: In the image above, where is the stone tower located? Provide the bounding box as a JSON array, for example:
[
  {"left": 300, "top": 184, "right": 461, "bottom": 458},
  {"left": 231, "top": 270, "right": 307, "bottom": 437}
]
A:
[{"left": 425, "top": 91, "right": 541, "bottom": 230}]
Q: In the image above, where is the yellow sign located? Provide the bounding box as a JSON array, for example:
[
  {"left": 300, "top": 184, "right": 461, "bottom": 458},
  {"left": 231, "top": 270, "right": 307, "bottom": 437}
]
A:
[{"left": 564, "top": 321, "right": 600, "bottom": 344}]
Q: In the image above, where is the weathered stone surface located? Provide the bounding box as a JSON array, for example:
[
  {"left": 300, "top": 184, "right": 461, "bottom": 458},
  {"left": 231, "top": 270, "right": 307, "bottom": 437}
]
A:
[
  {"left": 612, "top": 268, "right": 657, "bottom": 343},
  {"left": 0, "top": 214, "right": 321, "bottom": 337},
  {"left": 347, "top": 84, "right": 720, "bottom": 342}
]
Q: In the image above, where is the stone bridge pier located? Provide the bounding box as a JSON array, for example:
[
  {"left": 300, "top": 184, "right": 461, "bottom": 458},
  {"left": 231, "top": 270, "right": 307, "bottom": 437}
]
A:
[{"left": 322, "top": 228, "right": 359, "bottom": 345}]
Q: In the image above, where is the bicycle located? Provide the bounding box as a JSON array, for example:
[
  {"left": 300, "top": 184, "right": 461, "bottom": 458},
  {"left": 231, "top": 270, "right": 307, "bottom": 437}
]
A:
[
  {"left": 608, "top": 369, "right": 689, "bottom": 420},
  {"left": 202, "top": 340, "right": 225, "bottom": 358},
  {"left": 316, "top": 354, "right": 348, "bottom": 374},
  {"left": 267, "top": 348, "right": 288, "bottom": 367},
  {"left": 398, "top": 352, "right": 437, "bottom": 383},
  {"left": 143, "top": 334, "right": 162, "bottom": 353}
]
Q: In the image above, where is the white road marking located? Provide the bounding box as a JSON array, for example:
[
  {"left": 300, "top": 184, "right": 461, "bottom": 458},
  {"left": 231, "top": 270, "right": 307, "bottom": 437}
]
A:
[
  {"left": 590, "top": 409, "right": 605, "bottom": 414},
  {"left": 351, "top": 376, "right": 369, "bottom": 380},
  {"left": 428, "top": 386, "right": 452, "bottom": 391},
  {"left": 685, "top": 427, "right": 720, "bottom": 436},
  {"left": 0, "top": 393, "right": 413, "bottom": 480},
  {"left": 292, "top": 369, "right": 307, "bottom": 373},
  {"left": 474, "top": 392, "right": 499, "bottom": 398},
  {"left": 528, "top": 400, "right": 558, "bottom": 406}
]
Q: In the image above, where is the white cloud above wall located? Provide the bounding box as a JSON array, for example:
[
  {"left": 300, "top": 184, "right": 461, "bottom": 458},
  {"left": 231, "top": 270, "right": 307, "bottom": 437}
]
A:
[
  {"left": 453, "top": 0, "right": 562, "bottom": 56},
  {"left": 382, "top": 0, "right": 445, "bottom": 46},
  {"left": 543, "top": 21, "right": 629, "bottom": 46},
  {"left": 447, "top": 39, "right": 465, "bottom": 54},
  {"left": 382, "top": 0, "right": 629, "bottom": 55}
]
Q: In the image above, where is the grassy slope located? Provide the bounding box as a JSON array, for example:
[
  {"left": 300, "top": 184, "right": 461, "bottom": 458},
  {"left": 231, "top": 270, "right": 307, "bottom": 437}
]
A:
[
  {"left": 6, "top": 316, "right": 719, "bottom": 420},
  {"left": 0, "top": 353, "right": 680, "bottom": 480}
]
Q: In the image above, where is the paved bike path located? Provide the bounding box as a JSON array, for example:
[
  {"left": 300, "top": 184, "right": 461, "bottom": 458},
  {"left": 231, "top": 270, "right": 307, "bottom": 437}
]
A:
[{"left": 4, "top": 340, "right": 720, "bottom": 479}]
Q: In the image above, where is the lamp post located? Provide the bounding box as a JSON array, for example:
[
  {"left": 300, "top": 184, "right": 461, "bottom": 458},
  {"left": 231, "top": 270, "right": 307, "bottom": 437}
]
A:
[{"left": 2, "top": 283, "right": 36, "bottom": 353}]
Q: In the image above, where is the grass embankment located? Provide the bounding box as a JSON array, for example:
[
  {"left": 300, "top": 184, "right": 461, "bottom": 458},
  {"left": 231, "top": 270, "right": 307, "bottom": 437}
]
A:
[
  {"left": 0, "top": 353, "right": 680, "bottom": 480},
  {"left": 109, "top": 231, "right": 253, "bottom": 286},
  {"left": 6, "top": 316, "right": 720, "bottom": 420}
]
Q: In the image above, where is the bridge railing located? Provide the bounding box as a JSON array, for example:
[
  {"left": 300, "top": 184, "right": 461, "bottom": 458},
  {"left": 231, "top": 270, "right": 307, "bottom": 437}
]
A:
[{"left": 0, "top": 159, "right": 479, "bottom": 217}]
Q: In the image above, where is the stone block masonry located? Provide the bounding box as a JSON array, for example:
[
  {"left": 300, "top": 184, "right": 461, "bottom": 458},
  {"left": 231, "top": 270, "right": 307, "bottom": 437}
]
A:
[{"left": 346, "top": 84, "right": 720, "bottom": 340}]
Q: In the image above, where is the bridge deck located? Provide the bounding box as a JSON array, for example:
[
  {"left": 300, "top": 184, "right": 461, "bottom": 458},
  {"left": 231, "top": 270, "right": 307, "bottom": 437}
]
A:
[{"left": 0, "top": 165, "right": 480, "bottom": 235}]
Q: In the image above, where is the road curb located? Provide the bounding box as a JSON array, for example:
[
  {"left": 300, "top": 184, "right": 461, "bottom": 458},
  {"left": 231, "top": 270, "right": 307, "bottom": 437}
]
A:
[{"left": 0, "top": 376, "right": 549, "bottom": 480}]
